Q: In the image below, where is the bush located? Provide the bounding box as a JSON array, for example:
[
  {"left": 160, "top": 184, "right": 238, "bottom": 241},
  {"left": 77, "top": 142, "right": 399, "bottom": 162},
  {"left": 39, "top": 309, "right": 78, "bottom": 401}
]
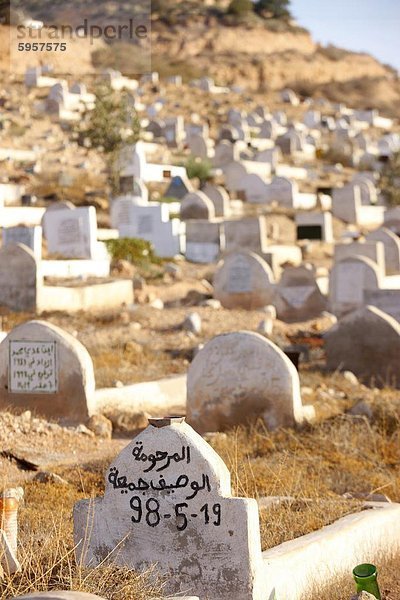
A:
[
  {"left": 227, "top": 0, "right": 253, "bottom": 16},
  {"left": 380, "top": 152, "right": 400, "bottom": 207},
  {"left": 104, "top": 238, "right": 161, "bottom": 266},
  {"left": 254, "top": 0, "right": 291, "bottom": 19},
  {"left": 185, "top": 157, "right": 212, "bottom": 183}
]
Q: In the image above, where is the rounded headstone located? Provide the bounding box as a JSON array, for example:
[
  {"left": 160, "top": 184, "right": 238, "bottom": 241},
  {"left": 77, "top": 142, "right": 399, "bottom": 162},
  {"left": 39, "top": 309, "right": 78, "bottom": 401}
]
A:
[
  {"left": 187, "top": 331, "right": 305, "bottom": 432},
  {"left": 0, "top": 320, "right": 95, "bottom": 422},
  {"left": 180, "top": 192, "right": 215, "bottom": 221},
  {"left": 213, "top": 251, "right": 275, "bottom": 310}
]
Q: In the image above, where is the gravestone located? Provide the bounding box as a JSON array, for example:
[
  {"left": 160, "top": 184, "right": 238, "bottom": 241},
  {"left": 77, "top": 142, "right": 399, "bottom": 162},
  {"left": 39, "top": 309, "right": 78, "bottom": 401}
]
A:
[
  {"left": 42, "top": 201, "right": 75, "bottom": 238},
  {"left": 187, "top": 332, "right": 307, "bottom": 432},
  {"left": 202, "top": 183, "right": 230, "bottom": 217},
  {"left": 325, "top": 306, "right": 400, "bottom": 388},
  {"left": 366, "top": 227, "right": 400, "bottom": 275},
  {"left": 332, "top": 185, "right": 361, "bottom": 223},
  {"left": 275, "top": 265, "right": 328, "bottom": 322},
  {"left": 267, "top": 177, "right": 297, "bottom": 208},
  {"left": 334, "top": 241, "right": 385, "bottom": 275},
  {"left": 74, "top": 418, "right": 265, "bottom": 600},
  {"left": 165, "top": 175, "right": 193, "bottom": 200},
  {"left": 110, "top": 196, "right": 147, "bottom": 230},
  {"left": 329, "top": 256, "right": 382, "bottom": 316},
  {"left": 223, "top": 162, "right": 247, "bottom": 194},
  {"left": 213, "top": 251, "right": 275, "bottom": 309},
  {"left": 295, "top": 212, "right": 333, "bottom": 243},
  {"left": 186, "top": 221, "right": 222, "bottom": 263},
  {"left": 224, "top": 218, "right": 268, "bottom": 254},
  {"left": 3, "top": 226, "right": 42, "bottom": 260},
  {"left": 242, "top": 174, "right": 269, "bottom": 204},
  {"left": 364, "top": 289, "right": 400, "bottom": 323},
  {"left": 213, "top": 141, "right": 239, "bottom": 168},
  {"left": 180, "top": 192, "right": 215, "bottom": 221},
  {"left": 0, "top": 320, "right": 95, "bottom": 421},
  {"left": 119, "top": 176, "right": 149, "bottom": 203},
  {"left": 45, "top": 207, "right": 98, "bottom": 259},
  {"left": 119, "top": 143, "right": 146, "bottom": 178},
  {"left": 0, "top": 244, "right": 40, "bottom": 312}
]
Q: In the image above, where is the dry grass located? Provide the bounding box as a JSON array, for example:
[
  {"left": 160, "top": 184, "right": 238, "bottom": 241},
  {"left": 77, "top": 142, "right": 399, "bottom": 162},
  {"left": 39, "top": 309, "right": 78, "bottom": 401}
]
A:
[{"left": 1, "top": 478, "right": 164, "bottom": 600}]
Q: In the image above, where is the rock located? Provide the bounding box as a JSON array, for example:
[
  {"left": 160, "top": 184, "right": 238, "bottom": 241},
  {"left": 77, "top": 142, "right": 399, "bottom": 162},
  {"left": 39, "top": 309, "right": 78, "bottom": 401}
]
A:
[
  {"left": 183, "top": 289, "right": 210, "bottom": 306},
  {"left": 124, "top": 341, "right": 143, "bottom": 354},
  {"left": 257, "top": 319, "right": 273, "bottom": 336},
  {"left": 133, "top": 275, "right": 146, "bottom": 290},
  {"left": 112, "top": 410, "right": 150, "bottom": 433},
  {"left": 343, "top": 371, "right": 359, "bottom": 386},
  {"left": 350, "top": 593, "right": 378, "bottom": 600},
  {"left": 182, "top": 312, "right": 202, "bottom": 335},
  {"left": 33, "top": 471, "right": 68, "bottom": 485},
  {"left": 111, "top": 259, "right": 135, "bottom": 278},
  {"left": 75, "top": 424, "right": 95, "bottom": 437},
  {"left": 113, "top": 380, "right": 124, "bottom": 388},
  {"left": 261, "top": 305, "right": 277, "bottom": 319},
  {"left": 165, "top": 262, "right": 181, "bottom": 278},
  {"left": 348, "top": 401, "right": 373, "bottom": 420},
  {"left": 201, "top": 299, "right": 221, "bottom": 309},
  {"left": 86, "top": 414, "right": 113, "bottom": 439},
  {"left": 149, "top": 298, "right": 164, "bottom": 309}
]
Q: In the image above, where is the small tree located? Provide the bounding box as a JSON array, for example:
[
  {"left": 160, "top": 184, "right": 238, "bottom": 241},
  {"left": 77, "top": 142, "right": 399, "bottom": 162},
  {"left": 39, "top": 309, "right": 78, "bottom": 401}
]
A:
[
  {"left": 380, "top": 152, "right": 400, "bottom": 207},
  {"left": 254, "top": 0, "right": 291, "bottom": 19},
  {"left": 78, "top": 85, "right": 140, "bottom": 192},
  {"left": 227, "top": 0, "right": 253, "bottom": 17}
]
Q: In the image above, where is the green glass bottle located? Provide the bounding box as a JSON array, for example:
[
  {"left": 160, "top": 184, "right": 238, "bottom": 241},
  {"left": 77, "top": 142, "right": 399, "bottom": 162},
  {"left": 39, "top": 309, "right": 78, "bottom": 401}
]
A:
[{"left": 353, "top": 563, "right": 381, "bottom": 599}]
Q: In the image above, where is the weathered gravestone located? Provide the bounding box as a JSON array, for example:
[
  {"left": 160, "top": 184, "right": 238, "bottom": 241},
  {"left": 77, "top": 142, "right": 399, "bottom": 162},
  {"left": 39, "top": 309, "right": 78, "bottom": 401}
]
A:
[
  {"left": 45, "top": 207, "right": 99, "bottom": 259},
  {"left": 0, "top": 320, "right": 95, "bottom": 422},
  {"left": 73, "top": 417, "right": 265, "bottom": 600},
  {"left": 187, "top": 332, "right": 309, "bottom": 433},
  {"left": 110, "top": 196, "right": 147, "bottom": 230},
  {"left": 213, "top": 251, "right": 275, "bottom": 309},
  {"left": 186, "top": 220, "right": 222, "bottom": 263},
  {"left": 42, "top": 201, "right": 75, "bottom": 238},
  {"left": 324, "top": 306, "right": 400, "bottom": 388},
  {"left": 329, "top": 256, "right": 382, "bottom": 316},
  {"left": 180, "top": 192, "right": 215, "bottom": 221},
  {"left": 275, "top": 265, "right": 328, "bottom": 322},
  {"left": 3, "top": 226, "right": 42, "bottom": 261},
  {"left": 0, "top": 244, "right": 41, "bottom": 312},
  {"left": 366, "top": 227, "right": 400, "bottom": 275},
  {"left": 224, "top": 218, "right": 268, "bottom": 254}
]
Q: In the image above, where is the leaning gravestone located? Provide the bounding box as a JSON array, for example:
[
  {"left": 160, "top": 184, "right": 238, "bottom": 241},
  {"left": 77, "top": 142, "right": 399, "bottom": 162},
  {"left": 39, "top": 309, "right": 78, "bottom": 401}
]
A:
[
  {"left": 187, "top": 332, "right": 308, "bottom": 432},
  {"left": 324, "top": 306, "right": 400, "bottom": 388},
  {"left": 213, "top": 251, "right": 275, "bottom": 309},
  {"left": 0, "top": 244, "right": 41, "bottom": 312},
  {"left": 0, "top": 320, "right": 96, "bottom": 422},
  {"left": 74, "top": 417, "right": 265, "bottom": 600}
]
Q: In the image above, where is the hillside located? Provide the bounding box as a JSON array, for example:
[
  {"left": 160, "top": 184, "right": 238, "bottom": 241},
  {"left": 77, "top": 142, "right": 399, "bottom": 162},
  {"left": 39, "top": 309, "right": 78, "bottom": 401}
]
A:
[{"left": 0, "top": 0, "right": 400, "bottom": 118}]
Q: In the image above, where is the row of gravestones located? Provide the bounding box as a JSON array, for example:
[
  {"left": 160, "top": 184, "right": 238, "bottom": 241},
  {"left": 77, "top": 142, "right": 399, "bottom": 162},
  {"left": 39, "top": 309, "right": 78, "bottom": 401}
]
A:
[{"left": 1, "top": 311, "right": 399, "bottom": 435}]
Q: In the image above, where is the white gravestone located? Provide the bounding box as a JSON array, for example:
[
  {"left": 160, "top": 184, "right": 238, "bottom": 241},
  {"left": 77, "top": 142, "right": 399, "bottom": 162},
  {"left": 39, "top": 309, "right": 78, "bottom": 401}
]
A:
[
  {"left": 46, "top": 207, "right": 98, "bottom": 259},
  {"left": 3, "top": 226, "right": 42, "bottom": 261},
  {"left": 213, "top": 251, "right": 275, "bottom": 309},
  {"left": 9, "top": 341, "right": 57, "bottom": 394},
  {"left": 366, "top": 227, "right": 400, "bottom": 275},
  {"left": 74, "top": 418, "right": 265, "bottom": 600},
  {"left": 329, "top": 256, "right": 381, "bottom": 316},
  {"left": 0, "top": 320, "right": 95, "bottom": 422},
  {"left": 187, "top": 332, "right": 309, "bottom": 433}
]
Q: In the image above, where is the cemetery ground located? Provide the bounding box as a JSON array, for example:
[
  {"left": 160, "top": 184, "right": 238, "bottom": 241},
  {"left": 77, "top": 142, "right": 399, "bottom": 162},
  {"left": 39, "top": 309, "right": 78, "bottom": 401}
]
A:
[{"left": 2, "top": 275, "right": 400, "bottom": 598}]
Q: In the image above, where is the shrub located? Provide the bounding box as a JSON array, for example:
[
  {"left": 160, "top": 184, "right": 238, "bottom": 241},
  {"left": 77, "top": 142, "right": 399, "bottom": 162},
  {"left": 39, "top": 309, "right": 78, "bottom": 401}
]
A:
[
  {"left": 185, "top": 157, "right": 212, "bottom": 183},
  {"left": 227, "top": 0, "right": 253, "bottom": 16},
  {"left": 380, "top": 152, "right": 400, "bottom": 207},
  {"left": 254, "top": 0, "right": 291, "bottom": 19},
  {"left": 104, "top": 238, "right": 161, "bottom": 266}
]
